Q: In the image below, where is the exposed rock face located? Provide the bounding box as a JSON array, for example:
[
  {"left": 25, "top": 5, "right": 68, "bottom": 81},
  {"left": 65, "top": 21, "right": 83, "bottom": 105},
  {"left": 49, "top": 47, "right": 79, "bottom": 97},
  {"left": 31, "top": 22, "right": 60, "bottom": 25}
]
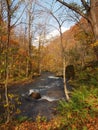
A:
[{"left": 29, "top": 92, "right": 41, "bottom": 99}]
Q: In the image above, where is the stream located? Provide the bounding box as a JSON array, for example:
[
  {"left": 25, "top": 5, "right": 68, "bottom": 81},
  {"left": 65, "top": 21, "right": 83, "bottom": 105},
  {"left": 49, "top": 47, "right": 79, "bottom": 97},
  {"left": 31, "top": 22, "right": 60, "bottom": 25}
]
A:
[{"left": 0, "top": 72, "right": 72, "bottom": 121}]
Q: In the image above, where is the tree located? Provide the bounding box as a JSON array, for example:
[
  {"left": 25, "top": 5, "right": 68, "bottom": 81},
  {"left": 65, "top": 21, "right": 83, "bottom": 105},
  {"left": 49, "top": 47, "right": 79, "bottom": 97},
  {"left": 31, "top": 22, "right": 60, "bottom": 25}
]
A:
[
  {"left": 35, "top": 23, "right": 47, "bottom": 74},
  {"left": 56, "top": 0, "right": 98, "bottom": 59},
  {"left": 0, "top": 0, "right": 4, "bottom": 79},
  {"left": 48, "top": 5, "right": 70, "bottom": 100},
  {"left": 4, "top": 0, "right": 25, "bottom": 123},
  {"left": 24, "top": 0, "right": 36, "bottom": 77}
]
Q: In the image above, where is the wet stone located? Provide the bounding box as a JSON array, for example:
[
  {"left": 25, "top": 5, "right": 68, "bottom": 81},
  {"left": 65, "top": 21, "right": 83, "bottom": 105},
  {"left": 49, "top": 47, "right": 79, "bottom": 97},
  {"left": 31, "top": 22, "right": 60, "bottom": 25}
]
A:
[{"left": 29, "top": 92, "right": 41, "bottom": 99}]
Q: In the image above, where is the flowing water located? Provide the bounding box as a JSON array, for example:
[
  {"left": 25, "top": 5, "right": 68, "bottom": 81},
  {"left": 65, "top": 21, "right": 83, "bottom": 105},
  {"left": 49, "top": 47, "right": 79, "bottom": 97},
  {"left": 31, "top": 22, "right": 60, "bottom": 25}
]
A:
[
  {"left": 0, "top": 72, "right": 72, "bottom": 121},
  {"left": 15, "top": 72, "right": 66, "bottom": 121},
  {"left": 25, "top": 75, "right": 64, "bottom": 101}
]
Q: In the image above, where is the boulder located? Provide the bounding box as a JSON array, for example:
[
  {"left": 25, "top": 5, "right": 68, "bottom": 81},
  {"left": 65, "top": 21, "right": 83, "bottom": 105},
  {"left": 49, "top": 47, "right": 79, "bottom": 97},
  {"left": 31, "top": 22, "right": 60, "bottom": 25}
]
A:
[{"left": 29, "top": 92, "right": 41, "bottom": 99}]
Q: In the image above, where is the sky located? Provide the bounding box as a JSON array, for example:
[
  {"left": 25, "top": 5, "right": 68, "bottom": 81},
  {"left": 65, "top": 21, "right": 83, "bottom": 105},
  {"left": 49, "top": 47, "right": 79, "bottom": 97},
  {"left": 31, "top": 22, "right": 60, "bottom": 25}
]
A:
[
  {"left": 38, "top": 0, "right": 81, "bottom": 32},
  {"left": 34, "top": 0, "right": 80, "bottom": 39},
  {"left": 12, "top": 0, "right": 82, "bottom": 45},
  {"left": 33, "top": 0, "right": 82, "bottom": 46}
]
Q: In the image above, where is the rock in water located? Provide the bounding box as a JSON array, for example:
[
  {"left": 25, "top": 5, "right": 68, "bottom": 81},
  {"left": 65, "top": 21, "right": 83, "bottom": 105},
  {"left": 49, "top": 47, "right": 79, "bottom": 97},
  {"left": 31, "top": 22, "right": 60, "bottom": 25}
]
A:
[{"left": 29, "top": 92, "right": 41, "bottom": 99}]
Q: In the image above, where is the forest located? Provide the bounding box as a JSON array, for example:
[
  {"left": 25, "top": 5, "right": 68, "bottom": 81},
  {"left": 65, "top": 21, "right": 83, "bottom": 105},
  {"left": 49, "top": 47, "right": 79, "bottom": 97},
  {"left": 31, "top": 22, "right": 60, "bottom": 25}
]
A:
[{"left": 0, "top": 0, "right": 98, "bottom": 130}]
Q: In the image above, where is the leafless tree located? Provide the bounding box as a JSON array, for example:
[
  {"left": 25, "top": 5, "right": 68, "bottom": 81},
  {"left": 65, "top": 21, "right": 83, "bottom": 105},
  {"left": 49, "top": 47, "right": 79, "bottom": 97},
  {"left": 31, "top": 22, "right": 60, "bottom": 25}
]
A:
[{"left": 46, "top": 3, "right": 70, "bottom": 100}]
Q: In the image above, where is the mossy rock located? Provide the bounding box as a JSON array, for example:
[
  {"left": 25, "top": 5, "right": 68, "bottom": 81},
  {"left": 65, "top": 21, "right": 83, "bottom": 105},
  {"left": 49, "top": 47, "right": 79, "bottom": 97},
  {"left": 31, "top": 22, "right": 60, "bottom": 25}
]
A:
[{"left": 65, "top": 65, "right": 75, "bottom": 80}]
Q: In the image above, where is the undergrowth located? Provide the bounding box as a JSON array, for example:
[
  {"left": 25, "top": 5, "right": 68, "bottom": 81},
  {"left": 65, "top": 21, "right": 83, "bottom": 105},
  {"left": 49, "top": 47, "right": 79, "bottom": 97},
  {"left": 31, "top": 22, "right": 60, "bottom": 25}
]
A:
[{"left": 57, "top": 67, "right": 98, "bottom": 130}]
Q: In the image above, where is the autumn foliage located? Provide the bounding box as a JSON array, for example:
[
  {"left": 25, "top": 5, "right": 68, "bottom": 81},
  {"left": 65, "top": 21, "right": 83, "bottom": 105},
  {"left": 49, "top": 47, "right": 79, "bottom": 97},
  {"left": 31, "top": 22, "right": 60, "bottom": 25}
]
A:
[{"left": 0, "top": 4, "right": 98, "bottom": 129}]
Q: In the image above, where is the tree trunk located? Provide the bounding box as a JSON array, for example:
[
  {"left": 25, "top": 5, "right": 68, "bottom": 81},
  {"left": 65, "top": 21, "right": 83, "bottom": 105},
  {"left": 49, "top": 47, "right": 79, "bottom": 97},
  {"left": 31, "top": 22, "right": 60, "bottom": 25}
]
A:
[
  {"left": 5, "top": 28, "right": 10, "bottom": 123},
  {"left": 26, "top": 58, "right": 29, "bottom": 77},
  {"left": 5, "top": 0, "right": 11, "bottom": 123},
  {"left": 5, "top": 65, "right": 10, "bottom": 123},
  {"left": 89, "top": 0, "right": 98, "bottom": 59},
  {"left": 89, "top": 0, "right": 98, "bottom": 40},
  {"left": 59, "top": 25, "right": 70, "bottom": 101},
  {"left": 37, "top": 38, "right": 42, "bottom": 75},
  {"left": 63, "top": 57, "right": 70, "bottom": 101},
  {"left": 27, "top": 5, "right": 33, "bottom": 77}
]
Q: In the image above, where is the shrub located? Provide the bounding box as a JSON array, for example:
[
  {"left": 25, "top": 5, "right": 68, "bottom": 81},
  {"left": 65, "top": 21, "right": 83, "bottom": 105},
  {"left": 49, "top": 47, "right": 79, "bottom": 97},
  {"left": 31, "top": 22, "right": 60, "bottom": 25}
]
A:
[{"left": 57, "top": 86, "right": 98, "bottom": 130}]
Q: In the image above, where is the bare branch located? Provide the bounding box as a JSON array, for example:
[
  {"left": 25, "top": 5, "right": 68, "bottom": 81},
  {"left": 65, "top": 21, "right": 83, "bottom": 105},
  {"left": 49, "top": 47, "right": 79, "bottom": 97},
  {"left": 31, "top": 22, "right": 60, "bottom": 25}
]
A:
[
  {"left": 81, "top": 0, "right": 90, "bottom": 11},
  {"left": 11, "top": 4, "right": 27, "bottom": 29},
  {"left": 56, "top": 0, "right": 88, "bottom": 20}
]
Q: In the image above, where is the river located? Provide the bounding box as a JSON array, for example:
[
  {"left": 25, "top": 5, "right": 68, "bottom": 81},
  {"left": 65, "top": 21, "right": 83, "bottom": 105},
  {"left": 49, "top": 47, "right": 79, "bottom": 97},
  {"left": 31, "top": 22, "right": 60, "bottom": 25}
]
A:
[{"left": 0, "top": 72, "right": 72, "bottom": 121}]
